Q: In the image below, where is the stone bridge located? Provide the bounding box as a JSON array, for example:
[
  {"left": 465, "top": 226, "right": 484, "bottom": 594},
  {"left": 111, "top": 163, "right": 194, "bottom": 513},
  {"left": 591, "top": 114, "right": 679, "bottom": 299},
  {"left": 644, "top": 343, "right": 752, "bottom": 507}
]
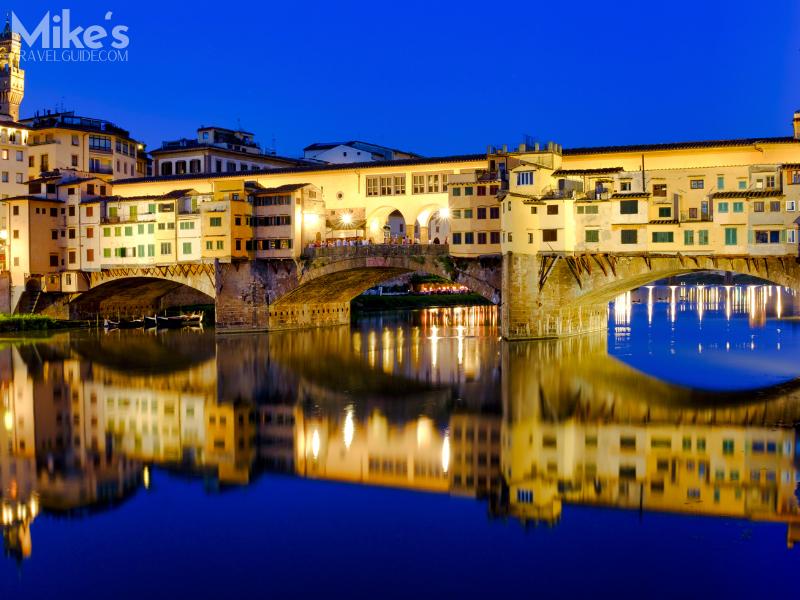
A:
[
  {"left": 503, "top": 252, "right": 800, "bottom": 339},
  {"left": 45, "top": 248, "right": 800, "bottom": 337},
  {"left": 216, "top": 244, "right": 502, "bottom": 332}
]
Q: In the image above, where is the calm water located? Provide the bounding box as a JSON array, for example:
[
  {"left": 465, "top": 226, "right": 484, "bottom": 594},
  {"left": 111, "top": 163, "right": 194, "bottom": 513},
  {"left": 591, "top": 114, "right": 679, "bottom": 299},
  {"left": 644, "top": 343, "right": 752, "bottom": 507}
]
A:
[{"left": 1, "top": 285, "right": 800, "bottom": 598}]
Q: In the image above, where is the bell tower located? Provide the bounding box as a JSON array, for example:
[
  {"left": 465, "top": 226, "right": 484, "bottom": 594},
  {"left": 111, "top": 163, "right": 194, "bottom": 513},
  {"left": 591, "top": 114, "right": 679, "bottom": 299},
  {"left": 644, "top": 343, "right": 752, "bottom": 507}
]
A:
[{"left": 0, "top": 18, "right": 24, "bottom": 121}]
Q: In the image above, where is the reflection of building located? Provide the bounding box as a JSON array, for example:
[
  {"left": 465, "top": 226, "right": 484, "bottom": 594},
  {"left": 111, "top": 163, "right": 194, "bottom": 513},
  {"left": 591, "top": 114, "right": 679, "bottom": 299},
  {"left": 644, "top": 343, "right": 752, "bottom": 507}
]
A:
[{"left": 449, "top": 413, "right": 501, "bottom": 498}]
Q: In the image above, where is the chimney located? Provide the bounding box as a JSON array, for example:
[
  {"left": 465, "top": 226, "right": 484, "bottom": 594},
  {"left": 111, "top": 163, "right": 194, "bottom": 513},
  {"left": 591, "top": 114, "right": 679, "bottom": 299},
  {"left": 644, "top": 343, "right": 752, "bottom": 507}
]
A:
[{"left": 794, "top": 110, "right": 800, "bottom": 139}]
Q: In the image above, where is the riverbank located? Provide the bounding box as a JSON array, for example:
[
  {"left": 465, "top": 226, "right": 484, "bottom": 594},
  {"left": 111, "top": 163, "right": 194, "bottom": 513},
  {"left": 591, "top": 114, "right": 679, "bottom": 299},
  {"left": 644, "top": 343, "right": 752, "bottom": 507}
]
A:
[
  {"left": 0, "top": 315, "right": 90, "bottom": 332},
  {"left": 352, "top": 293, "right": 492, "bottom": 312}
]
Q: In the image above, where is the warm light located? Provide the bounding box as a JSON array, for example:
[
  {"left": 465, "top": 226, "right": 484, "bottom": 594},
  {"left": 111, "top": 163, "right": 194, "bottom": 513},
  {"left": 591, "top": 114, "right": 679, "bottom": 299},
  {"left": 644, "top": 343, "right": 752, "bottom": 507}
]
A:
[
  {"left": 311, "top": 429, "right": 320, "bottom": 460},
  {"left": 441, "top": 434, "right": 450, "bottom": 474},
  {"left": 143, "top": 466, "right": 151, "bottom": 490},
  {"left": 0, "top": 229, "right": 7, "bottom": 241},
  {"left": 416, "top": 417, "right": 433, "bottom": 448},
  {"left": 343, "top": 408, "right": 355, "bottom": 449},
  {"left": 439, "top": 207, "right": 451, "bottom": 219},
  {"left": 369, "top": 218, "right": 380, "bottom": 231},
  {"left": 3, "top": 410, "right": 11, "bottom": 431},
  {"left": 29, "top": 496, "right": 39, "bottom": 519},
  {"left": 340, "top": 212, "right": 353, "bottom": 226},
  {"left": 303, "top": 212, "right": 319, "bottom": 226}
]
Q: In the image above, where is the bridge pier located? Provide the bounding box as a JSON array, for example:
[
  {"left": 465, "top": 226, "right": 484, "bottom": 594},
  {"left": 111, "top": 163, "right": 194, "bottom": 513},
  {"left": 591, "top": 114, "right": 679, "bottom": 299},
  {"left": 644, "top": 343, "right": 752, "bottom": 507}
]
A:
[{"left": 501, "top": 253, "right": 608, "bottom": 340}]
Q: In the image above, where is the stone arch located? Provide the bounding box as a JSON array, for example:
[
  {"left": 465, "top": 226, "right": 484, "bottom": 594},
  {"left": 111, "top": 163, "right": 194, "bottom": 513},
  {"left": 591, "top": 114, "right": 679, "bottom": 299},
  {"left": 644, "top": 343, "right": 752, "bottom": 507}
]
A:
[
  {"left": 71, "top": 271, "right": 216, "bottom": 319},
  {"left": 365, "top": 205, "right": 415, "bottom": 241},
  {"left": 504, "top": 253, "right": 800, "bottom": 340}
]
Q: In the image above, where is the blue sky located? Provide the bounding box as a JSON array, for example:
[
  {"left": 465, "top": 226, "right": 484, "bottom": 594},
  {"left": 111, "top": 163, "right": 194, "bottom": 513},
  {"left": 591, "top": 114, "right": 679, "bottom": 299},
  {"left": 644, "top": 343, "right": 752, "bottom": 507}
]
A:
[{"left": 11, "top": 0, "right": 800, "bottom": 157}]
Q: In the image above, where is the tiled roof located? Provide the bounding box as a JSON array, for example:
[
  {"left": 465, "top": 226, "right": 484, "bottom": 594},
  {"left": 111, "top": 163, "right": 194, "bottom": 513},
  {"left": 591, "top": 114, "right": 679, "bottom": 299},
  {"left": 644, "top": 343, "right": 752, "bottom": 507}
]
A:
[
  {"left": 553, "top": 167, "right": 624, "bottom": 176},
  {"left": 563, "top": 136, "right": 800, "bottom": 156},
  {"left": 649, "top": 219, "right": 679, "bottom": 225},
  {"left": 5, "top": 195, "right": 60, "bottom": 202},
  {"left": 782, "top": 163, "right": 800, "bottom": 169},
  {"left": 113, "top": 154, "right": 486, "bottom": 185},
  {"left": 711, "top": 190, "right": 784, "bottom": 199},
  {"left": 107, "top": 188, "right": 196, "bottom": 201}
]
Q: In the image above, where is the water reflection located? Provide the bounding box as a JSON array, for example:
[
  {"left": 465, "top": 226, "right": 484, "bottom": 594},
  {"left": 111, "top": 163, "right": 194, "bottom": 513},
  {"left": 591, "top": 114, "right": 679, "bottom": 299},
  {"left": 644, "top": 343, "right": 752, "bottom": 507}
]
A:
[{"left": 1, "top": 296, "right": 800, "bottom": 564}]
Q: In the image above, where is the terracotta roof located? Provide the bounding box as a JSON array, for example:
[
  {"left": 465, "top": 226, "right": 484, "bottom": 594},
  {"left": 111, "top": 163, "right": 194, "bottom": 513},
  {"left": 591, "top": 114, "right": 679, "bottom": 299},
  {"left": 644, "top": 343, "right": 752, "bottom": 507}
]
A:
[
  {"left": 108, "top": 188, "right": 196, "bottom": 201},
  {"left": 649, "top": 219, "right": 679, "bottom": 225},
  {"left": 553, "top": 167, "right": 624, "bottom": 176},
  {"left": 112, "top": 154, "right": 486, "bottom": 185},
  {"left": 711, "top": 190, "right": 784, "bottom": 199},
  {"left": 563, "top": 136, "right": 799, "bottom": 156},
  {"left": 4, "top": 195, "right": 60, "bottom": 202}
]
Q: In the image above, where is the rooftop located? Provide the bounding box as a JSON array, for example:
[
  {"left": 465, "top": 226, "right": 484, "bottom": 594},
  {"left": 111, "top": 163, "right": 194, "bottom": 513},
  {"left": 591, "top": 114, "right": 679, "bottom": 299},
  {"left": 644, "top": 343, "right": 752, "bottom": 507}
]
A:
[
  {"left": 250, "top": 183, "right": 311, "bottom": 195},
  {"left": 113, "top": 153, "right": 486, "bottom": 185},
  {"left": 303, "top": 140, "right": 421, "bottom": 159},
  {"left": 19, "top": 111, "right": 135, "bottom": 141},
  {"left": 563, "top": 136, "right": 800, "bottom": 156}
]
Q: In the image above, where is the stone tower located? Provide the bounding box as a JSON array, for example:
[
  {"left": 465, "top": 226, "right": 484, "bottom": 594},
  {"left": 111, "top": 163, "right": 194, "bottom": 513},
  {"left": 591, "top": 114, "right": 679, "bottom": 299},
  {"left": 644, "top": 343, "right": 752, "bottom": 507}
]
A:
[{"left": 0, "top": 18, "right": 24, "bottom": 121}]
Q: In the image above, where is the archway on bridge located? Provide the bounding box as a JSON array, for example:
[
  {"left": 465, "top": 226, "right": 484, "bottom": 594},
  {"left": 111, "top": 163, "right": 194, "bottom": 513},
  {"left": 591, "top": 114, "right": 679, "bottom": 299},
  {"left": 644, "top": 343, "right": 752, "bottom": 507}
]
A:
[{"left": 69, "top": 276, "right": 215, "bottom": 320}]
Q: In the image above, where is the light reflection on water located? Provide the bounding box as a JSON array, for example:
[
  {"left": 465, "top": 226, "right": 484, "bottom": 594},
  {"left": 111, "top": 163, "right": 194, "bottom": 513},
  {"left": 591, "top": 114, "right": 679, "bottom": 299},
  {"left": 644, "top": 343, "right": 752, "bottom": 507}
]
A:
[{"left": 1, "top": 291, "right": 800, "bottom": 593}]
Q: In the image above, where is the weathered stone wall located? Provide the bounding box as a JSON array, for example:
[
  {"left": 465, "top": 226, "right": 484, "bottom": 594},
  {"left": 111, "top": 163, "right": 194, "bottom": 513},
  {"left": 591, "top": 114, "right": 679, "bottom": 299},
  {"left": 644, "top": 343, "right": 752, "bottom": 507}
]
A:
[
  {"left": 0, "top": 272, "right": 10, "bottom": 314},
  {"left": 215, "top": 260, "right": 274, "bottom": 332}
]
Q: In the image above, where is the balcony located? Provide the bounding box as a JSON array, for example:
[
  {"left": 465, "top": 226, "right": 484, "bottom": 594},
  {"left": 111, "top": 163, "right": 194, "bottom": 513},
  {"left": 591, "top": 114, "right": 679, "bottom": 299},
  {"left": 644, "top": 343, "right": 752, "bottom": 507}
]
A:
[
  {"left": 679, "top": 211, "right": 713, "bottom": 223},
  {"left": 89, "top": 165, "right": 113, "bottom": 175}
]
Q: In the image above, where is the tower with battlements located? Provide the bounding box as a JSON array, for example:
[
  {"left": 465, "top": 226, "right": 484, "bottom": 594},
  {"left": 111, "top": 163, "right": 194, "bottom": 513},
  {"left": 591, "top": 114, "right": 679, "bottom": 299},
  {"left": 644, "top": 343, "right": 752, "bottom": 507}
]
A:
[{"left": 0, "top": 19, "right": 24, "bottom": 121}]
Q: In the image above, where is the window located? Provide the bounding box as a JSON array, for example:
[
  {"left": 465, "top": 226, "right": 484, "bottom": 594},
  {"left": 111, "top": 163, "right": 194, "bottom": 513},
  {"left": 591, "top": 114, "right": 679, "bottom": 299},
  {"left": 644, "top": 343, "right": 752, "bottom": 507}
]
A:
[
  {"left": 103, "top": 248, "right": 111, "bottom": 258},
  {"left": 452, "top": 233, "right": 462, "bottom": 244},
  {"left": 690, "top": 179, "right": 704, "bottom": 189},
  {"left": 787, "top": 200, "right": 797, "bottom": 211},
  {"left": 68, "top": 251, "right": 76, "bottom": 264},
  {"left": 49, "top": 255, "right": 59, "bottom": 267},
  {"left": 737, "top": 180, "right": 746, "bottom": 190},
  {"left": 717, "top": 176, "right": 725, "bottom": 190},
  {"left": 426, "top": 174, "right": 441, "bottom": 193},
  {"left": 516, "top": 171, "right": 534, "bottom": 186},
  {"left": 412, "top": 175, "right": 425, "bottom": 194},
  {"left": 766, "top": 175, "right": 776, "bottom": 188},
  {"left": 620, "top": 181, "right": 632, "bottom": 191},
  {"left": 724, "top": 227, "right": 737, "bottom": 245},
  {"left": 585, "top": 229, "right": 599, "bottom": 243},
  {"left": 393, "top": 176, "right": 405, "bottom": 195},
  {"left": 698, "top": 230, "right": 709, "bottom": 245},
  {"left": 657, "top": 206, "right": 671, "bottom": 218},
  {"left": 451, "top": 187, "right": 461, "bottom": 197},
  {"left": 753, "top": 201, "right": 764, "bottom": 212},
  {"left": 477, "top": 186, "right": 486, "bottom": 196},
  {"left": 477, "top": 232, "right": 487, "bottom": 244},
  {"left": 527, "top": 232, "right": 533, "bottom": 244},
  {"left": 71, "top": 154, "right": 79, "bottom": 167},
  {"left": 542, "top": 229, "right": 557, "bottom": 242},
  {"left": 620, "top": 200, "right": 638, "bottom": 214},
  {"left": 380, "top": 176, "right": 392, "bottom": 196},
  {"left": 754, "top": 230, "right": 781, "bottom": 244},
  {"left": 789, "top": 230, "right": 797, "bottom": 244},
  {"left": 652, "top": 184, "right": 667, "bottom": 197},
  {"left": 650, "top": 231, "right": 673, "bottom": 243},
  {"left": 717, "top": 202, "right": 729, "bottom": 213},
  {"left": 769, "top": 201, "right": 781, "bottom": 212},
  {"left": 463, "top": 209, "right": 473, "bottom": 219},
  {"left": 182, "top": 242, "right": 192, "bottom": 254},
  {"left": 216, "top": 240, "right": 224, "bottom": 250},
  {"left": 71, "top": 134, "right": 79, "bottom": 146},
  {"left": 206, "top": 240, "right": 214, "bottom": 250},
  {"left": 464, "top": 232, "right": 474, "bottom": 244},
  {"left": 576, "top": 204, "right": 599, "bottom": 215},
  {"left": 733, "top": 201, "right": 744, "bottom": 213},
  {"left": 489, "top": 206, "right": 500, "bottom": 219},
  {"left": 490, "top": 231, "right": 500, "bottom": 244},
  {"left": 684, "top": 230, "right": 694, "bottom": 245},
  {"left": 160, "top": 242, "right": 172, "bottom": 255},
  {"left": 546, "top": 204, "right": 559, "bottom": 215},
  {"left": 464, "top": 187, "right": 473, "bottom": 196},
  {"left": 86, "top": 249, "right": 94, "bottom": 262},
  {"left": 477, "top": 207, "right": 486, "bottom": 219},
  {"left": 209, "top": 217, "right": 222, "bottom": 227},
  {"left": 621, "top": 229, "right": 638, "bottom": 244}
]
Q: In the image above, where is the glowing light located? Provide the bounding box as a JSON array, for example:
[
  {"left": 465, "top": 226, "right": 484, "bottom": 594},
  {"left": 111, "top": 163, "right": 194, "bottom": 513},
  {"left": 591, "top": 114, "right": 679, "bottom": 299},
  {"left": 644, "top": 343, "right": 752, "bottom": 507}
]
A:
[
  {"left": 340, "top": 212, "right": 353, "bottom": 226},
  {"left": 311, "top": 429, "right": 321, "bottom": 460},
  {"left": 303, "top": 212, "right": 319, "bottom": 226},
  {"left": 343, "top": 408, "right": 355, "bottom": 449},
  {"left": 429, "top": 325, "right": 439, "bottom": 369},
  {"left": 0, "top": 229, "right": 7, "bottom": 241},
  {"left": 143, "top": 466, "right": 151, "bottom": 490},
  {"left": 439, "top": 207, "right": 451, "bottom": 219},
  {"left": 441, "top": 433, "right": 450, "bottom": 474},
  {"left": 3, "top": 410, "right": 11, "bottom": 431},
  {"left": 416, "top": 417, "right": 433, "bottom": 448}
]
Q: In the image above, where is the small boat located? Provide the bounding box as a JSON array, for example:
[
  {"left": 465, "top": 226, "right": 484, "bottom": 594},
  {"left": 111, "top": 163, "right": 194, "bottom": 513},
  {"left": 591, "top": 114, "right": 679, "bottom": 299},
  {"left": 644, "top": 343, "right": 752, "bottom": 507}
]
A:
[
  {"left": 144, "top": 315, "right": 158, "bottom": 328},
  {"left": 104, "top": 318, "right": 145, "bottom": 329},
  {"left": 156, "top": 315, "right": 188, "bottom": 329}
]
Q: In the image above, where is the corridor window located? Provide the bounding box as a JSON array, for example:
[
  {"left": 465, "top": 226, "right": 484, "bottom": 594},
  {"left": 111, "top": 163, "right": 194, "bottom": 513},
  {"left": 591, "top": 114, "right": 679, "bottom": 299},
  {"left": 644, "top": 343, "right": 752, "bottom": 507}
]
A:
[
  {"left": 516, "top": 171, "right": 534, "bottom": 186},
  {"left": 412, "top": 175, "right": 425, "bottom": 194},
  {"left": 620, "top": 200, "right": 638, "bottom": 214},
  {"left": 366, "top": 177, "right": 379, "bottom": 196},
  {"left": 426, "top": 174, "right": 440, "bottom": 193},
  {"left": 380, "top": 176, "right": 393, "bottom": 196},
  {"left": 393, "top": 176, "right": 405, "bottom": 195},
  {"left": 652, "top": 231, "right": 674, "bottom": 243},
  {"left": 621, "top": 229, "right": 638, "bottom": 244}
]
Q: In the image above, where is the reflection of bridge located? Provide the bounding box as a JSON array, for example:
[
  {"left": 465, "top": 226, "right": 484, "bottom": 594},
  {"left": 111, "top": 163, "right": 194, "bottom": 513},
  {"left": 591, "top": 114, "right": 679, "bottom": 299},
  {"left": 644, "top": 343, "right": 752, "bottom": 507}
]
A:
[{"left": 37, "top": 242, "right": 800, "bottom": 337}]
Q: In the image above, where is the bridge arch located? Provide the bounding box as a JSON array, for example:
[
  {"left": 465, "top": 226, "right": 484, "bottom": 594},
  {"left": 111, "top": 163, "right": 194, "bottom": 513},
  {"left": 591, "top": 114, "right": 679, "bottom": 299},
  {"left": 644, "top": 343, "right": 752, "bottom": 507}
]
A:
[{"left": 69, "top": 267, "right": 216, "bottom": 319}]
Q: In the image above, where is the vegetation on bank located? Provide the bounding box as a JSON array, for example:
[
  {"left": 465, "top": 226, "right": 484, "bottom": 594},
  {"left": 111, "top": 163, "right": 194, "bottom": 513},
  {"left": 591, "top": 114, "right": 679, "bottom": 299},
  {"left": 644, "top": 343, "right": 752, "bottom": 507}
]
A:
[
  {"left": 352, "top": 293, "right": 492, "bottom": 312},
  {"left": 0, "top": 314, "right": 82, "bottom": 332}
]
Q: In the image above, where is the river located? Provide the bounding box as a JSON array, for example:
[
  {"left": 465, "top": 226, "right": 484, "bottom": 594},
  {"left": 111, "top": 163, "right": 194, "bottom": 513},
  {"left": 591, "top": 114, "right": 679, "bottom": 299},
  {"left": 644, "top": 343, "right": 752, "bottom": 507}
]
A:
[{"left": 1, "top": 284, "right": 799, "bottom": 597}]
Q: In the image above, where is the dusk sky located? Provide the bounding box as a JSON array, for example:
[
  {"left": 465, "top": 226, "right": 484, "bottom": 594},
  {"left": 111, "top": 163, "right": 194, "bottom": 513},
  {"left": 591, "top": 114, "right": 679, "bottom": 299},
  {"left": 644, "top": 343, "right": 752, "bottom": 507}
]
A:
[{"left": 13, "top": 0, "right": 800, "bottom": 158}]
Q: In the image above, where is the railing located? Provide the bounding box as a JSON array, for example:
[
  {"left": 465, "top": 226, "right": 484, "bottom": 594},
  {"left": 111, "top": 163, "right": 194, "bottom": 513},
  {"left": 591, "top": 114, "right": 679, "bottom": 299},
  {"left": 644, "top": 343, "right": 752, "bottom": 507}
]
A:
[
  {"left": 90, "top": 165, "right": 114, "bottom": 174},
  {"left": 302, "top": 243, "right": 450, "bottom": 260}
]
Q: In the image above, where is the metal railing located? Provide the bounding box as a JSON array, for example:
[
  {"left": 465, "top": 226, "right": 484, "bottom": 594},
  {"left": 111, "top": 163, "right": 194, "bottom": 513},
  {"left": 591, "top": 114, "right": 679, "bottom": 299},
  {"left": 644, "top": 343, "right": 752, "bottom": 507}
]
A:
[{"left": 302, "top": 243, "right": 450, "bottom": 260}]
